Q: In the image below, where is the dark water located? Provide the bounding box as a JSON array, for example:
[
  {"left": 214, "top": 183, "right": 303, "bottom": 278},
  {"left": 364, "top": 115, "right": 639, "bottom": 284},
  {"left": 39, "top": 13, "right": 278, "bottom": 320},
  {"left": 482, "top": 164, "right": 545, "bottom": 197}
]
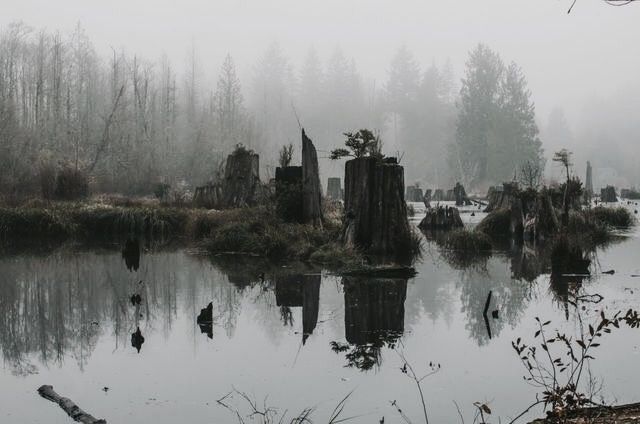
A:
[{"left": 1, "top": 206, "right": 640, "bottom": 423}]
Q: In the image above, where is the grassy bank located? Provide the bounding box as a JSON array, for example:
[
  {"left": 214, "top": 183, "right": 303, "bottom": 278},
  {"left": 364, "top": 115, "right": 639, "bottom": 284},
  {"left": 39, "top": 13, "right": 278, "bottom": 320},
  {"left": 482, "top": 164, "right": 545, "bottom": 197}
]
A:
[{"left": 0, "top": 200, "right": 363, "bottom": 266}]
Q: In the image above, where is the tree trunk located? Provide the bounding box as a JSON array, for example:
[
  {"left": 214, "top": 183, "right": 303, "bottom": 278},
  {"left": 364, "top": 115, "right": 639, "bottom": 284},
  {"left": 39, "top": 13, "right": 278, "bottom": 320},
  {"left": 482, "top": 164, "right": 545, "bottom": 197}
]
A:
[
  {"left": 301, "top": 129, "right": 323, "bottom": 227},
  {"left": 275, "top": 166, "right": 303, "bottom": 223},
  {"left": 221, "top": 148, "right": 261, "bottom": 208},
  {"left": 342, "top": 157, "right": 412, "bottom": 256},
  {"left": 37, "top": 385, "right": 106, "bottom": 424}
]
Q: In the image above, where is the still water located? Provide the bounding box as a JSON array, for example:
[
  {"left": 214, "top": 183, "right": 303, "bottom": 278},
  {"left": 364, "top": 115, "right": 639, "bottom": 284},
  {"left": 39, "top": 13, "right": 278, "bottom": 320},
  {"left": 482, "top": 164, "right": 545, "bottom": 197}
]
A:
[{"left": 1, "top": 207, "right": 640, "bottom": 423}]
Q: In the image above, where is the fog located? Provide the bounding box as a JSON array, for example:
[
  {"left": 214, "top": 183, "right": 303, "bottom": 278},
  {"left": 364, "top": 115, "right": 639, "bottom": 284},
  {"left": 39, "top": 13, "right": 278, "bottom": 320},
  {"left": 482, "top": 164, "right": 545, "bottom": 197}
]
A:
[{"left": 2, "top": 0, "right": 640, "bottom": 195}]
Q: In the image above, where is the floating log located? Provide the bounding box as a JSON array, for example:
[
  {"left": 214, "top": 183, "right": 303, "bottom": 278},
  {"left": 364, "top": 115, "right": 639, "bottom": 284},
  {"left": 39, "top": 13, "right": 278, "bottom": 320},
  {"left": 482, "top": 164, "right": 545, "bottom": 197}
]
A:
[
  {"left": 342, "top": 156, "right": 412, "bottom": 255},
  {"left": 37, "top": 385, "right": 106, "bottom": 424},
  {"left": 301, "top": 129, "right": 323, "bottom": 227}
]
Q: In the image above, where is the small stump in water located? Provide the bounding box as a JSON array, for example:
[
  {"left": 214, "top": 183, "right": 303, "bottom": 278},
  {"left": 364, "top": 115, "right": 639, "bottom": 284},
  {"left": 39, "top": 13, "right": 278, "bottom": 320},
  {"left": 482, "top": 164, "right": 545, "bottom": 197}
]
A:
[{"left": 418, "top": 206, "right": 464, "bottom": 230}]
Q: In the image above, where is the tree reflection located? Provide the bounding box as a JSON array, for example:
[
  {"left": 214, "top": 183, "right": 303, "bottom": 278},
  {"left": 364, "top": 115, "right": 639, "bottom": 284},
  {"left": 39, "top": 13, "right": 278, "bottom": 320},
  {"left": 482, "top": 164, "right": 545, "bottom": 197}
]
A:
[
  {"left": 331, "top": 277, "right": 407, "bottom": 371},
  {"left": 274, "top": 274, "right": 321, "bottom": 344}
]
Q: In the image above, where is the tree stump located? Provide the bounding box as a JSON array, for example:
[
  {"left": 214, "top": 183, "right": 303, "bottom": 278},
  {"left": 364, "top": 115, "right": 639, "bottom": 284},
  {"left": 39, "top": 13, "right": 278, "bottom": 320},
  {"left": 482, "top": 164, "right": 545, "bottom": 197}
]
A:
[
  {"left": 193, "top": 184, "right": 223, "bottom": 209},
  {"left": 327, "top": 177, "right": 342, "bottom": 200},
  {"left": 601, "top": 185, "right": 617, "bottom": 203},
  {"left": 221, "top": 147, "right": 261, "bottom": 208},
  {"left": 275, "top": 166, "right": 303, "bottom": 223},
  {"left": 433, "top": 189, "right": 445, "bottom": 202},
  {"left": 585, "top": 161, "right": 593, "bottom": 197},
  {"left": 342, "top": 157, "right": 412, "bottom": 255},
  {"left": 302, "top": 129, "right": 323, "bottom": 227},
  {"left": 418, "top": 206, "right": 464, "bottom": 230},
  {"left": 423, "top": 189, "right": 432, "bottom": 209},
  {"left": 453, "top": 182, "right": 472, "bottom": 206}
]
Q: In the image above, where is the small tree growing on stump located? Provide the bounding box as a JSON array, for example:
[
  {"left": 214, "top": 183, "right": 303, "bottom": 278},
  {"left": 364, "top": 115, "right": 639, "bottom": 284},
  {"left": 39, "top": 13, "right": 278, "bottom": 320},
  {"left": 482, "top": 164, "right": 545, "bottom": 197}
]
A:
[{"left": 332, "top": 130, "right": 414, "bottom": 260}]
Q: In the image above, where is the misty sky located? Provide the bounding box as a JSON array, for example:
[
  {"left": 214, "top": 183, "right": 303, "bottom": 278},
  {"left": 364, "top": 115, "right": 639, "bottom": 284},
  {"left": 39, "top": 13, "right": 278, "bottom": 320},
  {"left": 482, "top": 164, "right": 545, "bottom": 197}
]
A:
[{"left": 4, "top": 0, "right": 640, "bottom": 127}]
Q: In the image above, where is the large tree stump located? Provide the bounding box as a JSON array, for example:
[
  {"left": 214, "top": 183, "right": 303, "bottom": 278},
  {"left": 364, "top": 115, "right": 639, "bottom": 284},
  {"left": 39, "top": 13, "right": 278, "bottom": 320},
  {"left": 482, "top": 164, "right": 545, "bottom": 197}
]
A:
[
  {"left": 601, "top": 185, "right": 617, "bottom": 203},
  {"left": 221, "top": 147, "right": 261, "bottom": 208},
  {"left": 342, "top": 157, "right": 412, "bottom": 255},
  {"left": 453, "top": 182, "right": 472, "bottom": 206},
  {"left": 302, "top": 129, "right": 323, "bottom": 227},
  {"left": 37, "top": 385, "right": 106, "bottom": 424},
  {"left": 193, "top": 184, "right": 223, "bottom": 209},
  {"left": 275, "top": 166, "right": 303, "bottom": 223}
]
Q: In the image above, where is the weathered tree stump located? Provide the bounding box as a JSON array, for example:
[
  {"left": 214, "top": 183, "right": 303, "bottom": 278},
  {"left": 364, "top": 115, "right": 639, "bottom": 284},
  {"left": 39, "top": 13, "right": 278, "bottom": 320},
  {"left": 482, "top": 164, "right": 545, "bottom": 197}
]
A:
[
  {"left": 453, "top": 182, "right": 472, "bottom": 206},
  {"left": 327, "top": 177, "right": 342, "bottom": 200},
  {"left": 302, "top": 129, "right": 323, "bottom": 227},
  {"left": 418, "top": 206, "right": 464, "bottom": 230},
  {"left": 423, "top": 189, "right": 432, "bottom": 209},
  {"left": 193, "top": 184, "right": 223, "bottom": 209},
  {"left": 405, "top": 185, "right": 424, "bottom": 202},
  {"left": 37, "top": 385, "right": 106, "bottom": 424},
  {"left": 275, "top": 166, "right": 303, "bottom": 223},
  {"left": 342, "top": 157, "right": 412, "bottom": 255},
  {"left": 601, "top": 185, "right": 617, "bottom": 203},
  {"left": 585, "top": 160, "right": 593, "bottom": 197},
  {"left": 221, "top": 147, "right": 261, "bottom": 208},
  {"left": 484, "top": 182, "right": 519, "bottom": 212},
  {"left": 433, "top": 189, "right": 445, "bottom": 201}
]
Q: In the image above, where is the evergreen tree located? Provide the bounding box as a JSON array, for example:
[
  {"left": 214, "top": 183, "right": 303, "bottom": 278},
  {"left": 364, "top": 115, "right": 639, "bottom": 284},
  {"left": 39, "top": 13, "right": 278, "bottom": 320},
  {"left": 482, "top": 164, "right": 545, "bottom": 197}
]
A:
[
  {"left": 451, "top": 44, "right": 542, "bottom": 187},
  {"left": 213, "top": 53, "right": 245, "bottom": 152}
]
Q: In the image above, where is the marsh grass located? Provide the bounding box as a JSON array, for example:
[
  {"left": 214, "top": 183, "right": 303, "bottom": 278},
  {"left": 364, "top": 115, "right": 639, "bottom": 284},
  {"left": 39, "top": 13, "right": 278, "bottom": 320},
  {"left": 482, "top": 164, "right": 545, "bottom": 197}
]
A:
[{"left": 0, "top": 201, "right": 362, "bottom": 264}]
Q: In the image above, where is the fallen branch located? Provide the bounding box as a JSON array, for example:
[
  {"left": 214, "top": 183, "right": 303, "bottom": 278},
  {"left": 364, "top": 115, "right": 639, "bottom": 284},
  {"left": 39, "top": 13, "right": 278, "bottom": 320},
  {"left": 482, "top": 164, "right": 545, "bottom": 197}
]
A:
[{"left": 37, "top": 385, "right": 106, "bottom": 424}]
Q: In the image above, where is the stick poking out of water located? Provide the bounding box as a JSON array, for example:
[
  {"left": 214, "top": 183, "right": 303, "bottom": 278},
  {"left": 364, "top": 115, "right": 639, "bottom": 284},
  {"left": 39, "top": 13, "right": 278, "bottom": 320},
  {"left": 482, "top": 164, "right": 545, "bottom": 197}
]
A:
[{"left": 37, "top": 385, "right": 107, "bottom": 424}]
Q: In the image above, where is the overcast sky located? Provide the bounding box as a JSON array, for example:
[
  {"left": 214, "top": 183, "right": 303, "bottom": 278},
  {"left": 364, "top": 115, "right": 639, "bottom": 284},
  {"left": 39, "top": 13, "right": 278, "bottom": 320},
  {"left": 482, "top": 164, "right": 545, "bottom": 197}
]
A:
[{"left": 4, "top": 0, "right": 640, "bottom": 126}]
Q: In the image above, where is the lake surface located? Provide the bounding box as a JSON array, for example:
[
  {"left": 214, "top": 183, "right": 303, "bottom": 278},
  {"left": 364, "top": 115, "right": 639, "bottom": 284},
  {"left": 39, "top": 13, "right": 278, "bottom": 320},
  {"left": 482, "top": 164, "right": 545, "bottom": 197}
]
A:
[{"left": 1, "top": 203, "right": 640, "bottom": 423}]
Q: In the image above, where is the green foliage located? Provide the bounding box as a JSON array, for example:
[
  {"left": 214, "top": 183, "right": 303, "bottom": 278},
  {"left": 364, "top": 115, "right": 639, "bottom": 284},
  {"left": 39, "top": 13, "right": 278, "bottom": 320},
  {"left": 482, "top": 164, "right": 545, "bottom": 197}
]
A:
[
  {"left": 513, "top": 310, "right": 640, "bottom": 418},
  {"left": 476, "top": 208, "right": 512, "bottom": 237},
  {"left": 585, "top": 206, "right": 633, "bottom": 229},
  {"left": 330, "top": 129, "right": 383, "bottom": 160},
  {"left": 451, "top": 44, "right": 543, "bottom": 186}
]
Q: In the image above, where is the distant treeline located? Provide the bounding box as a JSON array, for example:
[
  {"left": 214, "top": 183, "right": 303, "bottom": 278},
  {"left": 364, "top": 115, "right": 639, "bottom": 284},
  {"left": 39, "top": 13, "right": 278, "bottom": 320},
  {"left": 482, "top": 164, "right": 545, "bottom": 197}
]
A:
[{"left": 0, "top": 22, "right": 544, "bottom": 200}]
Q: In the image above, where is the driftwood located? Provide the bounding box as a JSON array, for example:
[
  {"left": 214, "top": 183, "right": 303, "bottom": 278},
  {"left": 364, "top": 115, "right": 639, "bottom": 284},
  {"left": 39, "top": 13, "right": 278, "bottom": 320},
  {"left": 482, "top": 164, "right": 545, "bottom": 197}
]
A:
[
  {"left": 529, "top": 402, "right": 640, "bottom": 423},
  {"left": 301, "top": 129, "right": 323, "bottom": 227},
  {"left": 37, "top": 385, "right": 106, "bottom": 424}
]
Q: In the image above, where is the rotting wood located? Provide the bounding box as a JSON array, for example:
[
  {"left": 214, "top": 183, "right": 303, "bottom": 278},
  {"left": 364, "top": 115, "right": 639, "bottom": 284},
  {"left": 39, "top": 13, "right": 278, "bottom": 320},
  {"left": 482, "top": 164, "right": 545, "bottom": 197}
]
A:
[
  {"left": 301, "top": 129, "right": 323, "bottom": 228},
  {"left": 37, "top": 385, "right": 107, "bottom": 424}
]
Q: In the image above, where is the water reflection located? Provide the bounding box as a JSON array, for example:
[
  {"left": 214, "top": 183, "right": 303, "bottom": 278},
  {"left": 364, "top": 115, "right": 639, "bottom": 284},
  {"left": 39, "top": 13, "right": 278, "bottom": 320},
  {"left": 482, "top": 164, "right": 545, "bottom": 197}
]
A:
[
  {"left": 331, "top": 277, "right": 407, "bottom": 371},
  {"left": 274, "top": 274, "right": 321, "bottom": 344},
  {"left": 122, "top": 238, "right": 141, "bottom": 272}
]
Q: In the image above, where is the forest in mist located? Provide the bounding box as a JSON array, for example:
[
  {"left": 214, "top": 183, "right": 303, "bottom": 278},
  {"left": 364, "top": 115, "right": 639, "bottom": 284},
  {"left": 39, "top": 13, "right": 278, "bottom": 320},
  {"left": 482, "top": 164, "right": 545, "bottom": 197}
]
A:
[{"left": 0, "top": 21, "right": 638, "bottom": 200}]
